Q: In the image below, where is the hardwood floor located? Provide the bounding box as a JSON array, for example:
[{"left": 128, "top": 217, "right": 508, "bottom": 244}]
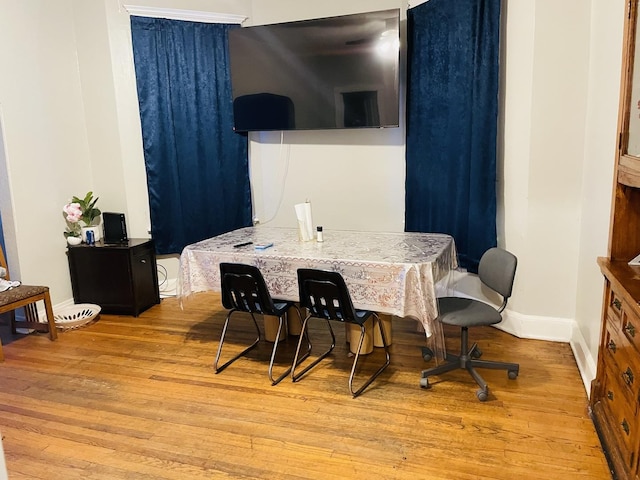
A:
[{"left": 0, "top": 294, "right": 611, "bottom": 479}]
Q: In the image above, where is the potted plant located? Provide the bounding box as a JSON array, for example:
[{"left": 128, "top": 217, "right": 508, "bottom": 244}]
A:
[
  {"left": 62, "top": 208, "right": 82, "bottom": 245},
  {"left": 63, "top": 192, "right": 101, "bottom": 244},
  {"left": 71, "top": 191, "right": 101, "bottom": 227}
]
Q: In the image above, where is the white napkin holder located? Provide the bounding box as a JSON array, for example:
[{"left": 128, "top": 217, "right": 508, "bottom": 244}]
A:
[{"left": 295, "top": 201, "right": 314, "bottom": 242}]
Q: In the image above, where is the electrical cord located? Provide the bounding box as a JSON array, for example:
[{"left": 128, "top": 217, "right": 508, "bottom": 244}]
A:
[
  {"left": 157, "top": 263, "right": 176, "bottom": 298},
  {"left": 257, "top": 130, "right": 290, "bottom": 225}
]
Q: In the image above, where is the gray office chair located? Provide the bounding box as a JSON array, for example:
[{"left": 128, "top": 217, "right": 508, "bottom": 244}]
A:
[{"left": 420, "top": 247, "right": 519, "bottom": 401}]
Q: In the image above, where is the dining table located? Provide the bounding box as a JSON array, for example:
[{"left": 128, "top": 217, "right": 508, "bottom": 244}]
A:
[{"left": 178, "top": 226, "right": 457, "bottom": 359}]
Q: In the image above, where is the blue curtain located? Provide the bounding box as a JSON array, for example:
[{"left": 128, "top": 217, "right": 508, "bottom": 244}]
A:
[
  {"left": 405, "top": 0, "right": 501, "bottom": 272},
  {"left": 131, "top": 17, "right": 251, "bottom": 255}
]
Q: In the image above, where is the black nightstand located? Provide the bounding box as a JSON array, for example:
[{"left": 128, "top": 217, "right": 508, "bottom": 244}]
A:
[{"left": 67, "top": 238, "right": 160, "bottom": 316}]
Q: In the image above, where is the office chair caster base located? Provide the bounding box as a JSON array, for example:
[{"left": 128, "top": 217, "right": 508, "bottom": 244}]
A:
[
  {"left": 420, "top": 377, "right": 430, "bottom": 388},
  {"left": 421, "top": 347, "right": 433, "bottom": 363},
  {"left": 476, "top": 388, "right": 488, "bottom": 402},
  {"left": 471, "top": 347, "right": 482, "bottom": 359},
  {"left": 508, "top": 369, "right": 518, "bottom": 380}
]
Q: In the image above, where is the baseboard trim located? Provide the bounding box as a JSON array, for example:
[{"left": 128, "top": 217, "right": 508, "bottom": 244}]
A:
[
  {"left": 17, "top": 297, "right": 75, "bottom": 324},
  {"left": 570, "top": 325, "right": 598, "bottom": 398},
  {"left": 447, "top": 270, "right": 597, "bottom": 397},
  {"left": 494, "top": 308, "right": 596, "bottom": 397}
]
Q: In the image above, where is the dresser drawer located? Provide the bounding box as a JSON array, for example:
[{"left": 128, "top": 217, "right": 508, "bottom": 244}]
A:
[
  {"left": 607, "top": 285, "right": 625, "bottom": 329},
  {"left": 604, "top": 322, "right": 640, "bottom": 409},
  {"left": 603, "top": 363, "right": 640, "bottom": 472},
  {"left": 622, "top": 308, "right": 640, "bottom": 352}
]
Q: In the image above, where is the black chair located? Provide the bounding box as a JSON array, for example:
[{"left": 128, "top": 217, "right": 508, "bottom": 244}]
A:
[
  {"left": 420, "top": 247, "right": 519, "bottom": 401},
  {"left": 292, "top": 268, "right": 390, "bottom": 397},
  {"left": 215, "top": 263, "right": 309, "bottom": 385}
]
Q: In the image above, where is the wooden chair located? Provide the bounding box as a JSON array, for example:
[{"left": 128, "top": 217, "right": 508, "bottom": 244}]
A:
[{"left": 0, "top": 244, "right": 57, "bottom": 361}]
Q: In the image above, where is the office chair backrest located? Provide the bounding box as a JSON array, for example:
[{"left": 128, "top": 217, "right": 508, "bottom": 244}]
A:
[
  {"left": 297, "top": 269, "right": 357, "bottom": 323},
  {"left": 478, "top": 248, "right": 517, "bottom": 309},
  {"left": 220, "top": 263, "right": 276, "bottom": 315}
]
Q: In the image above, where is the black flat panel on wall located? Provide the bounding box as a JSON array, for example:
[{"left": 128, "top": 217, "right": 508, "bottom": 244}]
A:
[{"left": 228, "top": 9, "right": 400, "bottom": 131}]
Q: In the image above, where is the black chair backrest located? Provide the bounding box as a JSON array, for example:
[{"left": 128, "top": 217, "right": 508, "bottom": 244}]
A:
[
  {"left": 220, "top": 263, "right": 276, "bottom": 315},
  {"left": 297, "top": 269, "right": 358, "bottom": 323},
  {"left": 478, "top": 247, "right": 517, "bottom": 303}
]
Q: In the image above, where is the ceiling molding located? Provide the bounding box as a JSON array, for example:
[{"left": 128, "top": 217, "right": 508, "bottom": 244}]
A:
[{"left": 122, "top": 5, "right": 247, "bottom": 24}]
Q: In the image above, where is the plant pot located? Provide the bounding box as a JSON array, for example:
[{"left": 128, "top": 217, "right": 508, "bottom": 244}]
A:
[
  {"left": 81, "top": 226, "right": 101, "bottom": 243},
  {"left": 67, "top": 236, "right": 82, "bottom": 246}
]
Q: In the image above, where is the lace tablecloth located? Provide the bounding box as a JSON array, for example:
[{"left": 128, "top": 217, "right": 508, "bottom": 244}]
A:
[{"left": 179, "top": 226, "right": 457, "bottom": 357}]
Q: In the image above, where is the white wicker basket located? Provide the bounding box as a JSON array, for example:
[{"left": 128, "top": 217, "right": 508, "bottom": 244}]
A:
[{"left": 53, "top": 304, "right": 101, "bottom": 331}]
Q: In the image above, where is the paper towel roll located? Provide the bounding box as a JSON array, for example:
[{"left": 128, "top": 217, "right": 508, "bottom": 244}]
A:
[{"left": 294, "top": 202, "right": 314, "bottom": 241}]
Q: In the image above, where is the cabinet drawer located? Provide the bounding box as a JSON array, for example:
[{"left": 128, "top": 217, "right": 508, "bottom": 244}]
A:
[
  {"left": 607, "top": 285, "right": 625, "bottom": 328},
  {"left": 622, "top": 309, "right": 640, "bottom": 352},
  {"left": 603, "top": 363, "right": 640, "bottom": 472},
  {"left": 604, "top": 322, "right": 640, "bottom": 408}
]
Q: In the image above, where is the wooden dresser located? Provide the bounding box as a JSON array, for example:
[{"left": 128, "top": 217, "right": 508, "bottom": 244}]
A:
[
  {"left": 590, "top": 1, "right": 640, "bottom": 478},
  {"left": 593, "top": 259, "right": 640, "bottom": 478}
]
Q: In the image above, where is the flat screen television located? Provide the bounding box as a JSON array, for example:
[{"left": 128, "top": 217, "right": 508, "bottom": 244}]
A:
[{"left": 228, "top": 9, "right": 400, "bottom": 132}]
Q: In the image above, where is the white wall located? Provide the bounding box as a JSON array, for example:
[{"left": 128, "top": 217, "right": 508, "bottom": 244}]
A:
[
  {"left": 506, "top": 1, "right": 591, "bottom": 318},
  {"left": 497, "top": 0, "right": 623, "bottom": 389},
  {"left": 247, "top": 0, "right": 406, "bottom": 232},
  {"left": 573, "top": 0, "right": 625, "bottom": 384},
  {"left": 0, "top": 0, "right": 625, "bottom": 392},
  {"left": 0, "top": 0, "right": 93, "bottom": 304}
]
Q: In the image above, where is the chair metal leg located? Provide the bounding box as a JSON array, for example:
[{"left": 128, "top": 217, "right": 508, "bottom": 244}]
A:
[
  {"left": 420, "top": 325, "right": 519, "bottom": 401},
  {"left": 214, "top": 309, "right": 261, "bottom": 374},
  {"left": 267, "top": 306, "right": 313, "bottom": 385},
  {"left": 421, "top": 327, "right": 470, "bottom": 380},
  {"left": 349, "top": 313, "right": 391, "bottom": 398},
  {"left": 291, "top": 314, "right": 335, "bottom": 382},
  {"left": 268, "top": 315, "right": 288, "bottom": 385},
  {"left": 420, "top": 356, "right": 460, "bottom": 378},
  {"left": 466, "top": 365, "right": 489, "bottom": 399},
  {"left": 470, "top": 358, "right": 519, "bottom": 374},
  {"left": 269, "top": 317, "right": 313, "bottom": 386}
]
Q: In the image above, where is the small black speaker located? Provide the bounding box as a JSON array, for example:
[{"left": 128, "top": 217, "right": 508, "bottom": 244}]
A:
[{"left": 102, "top": 212, "right": 128, "bottom": 244}]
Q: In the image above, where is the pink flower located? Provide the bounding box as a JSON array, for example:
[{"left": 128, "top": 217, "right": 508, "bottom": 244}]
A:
[{"left": 63, "top": 202, "right": 82, "bottom": 223}]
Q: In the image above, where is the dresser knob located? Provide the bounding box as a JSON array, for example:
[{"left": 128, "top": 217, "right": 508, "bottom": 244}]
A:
[
  {"left": 613, "top": 298, "right": 622, "bottom": 311},
  {"left": 622, "top": 367, "right": 635, "bottom": 386},
  {"left": 625, "top": 323, "right": 636, "bottom": 338},
  {"left": 607, "top": 391, "right": 614, "bottom": 401},
  {"left": 608, "top": 340, "right": 617, "bottom": 352},
  {"left": 622, "top": 419, "right": 630, "bottom": 435}
]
